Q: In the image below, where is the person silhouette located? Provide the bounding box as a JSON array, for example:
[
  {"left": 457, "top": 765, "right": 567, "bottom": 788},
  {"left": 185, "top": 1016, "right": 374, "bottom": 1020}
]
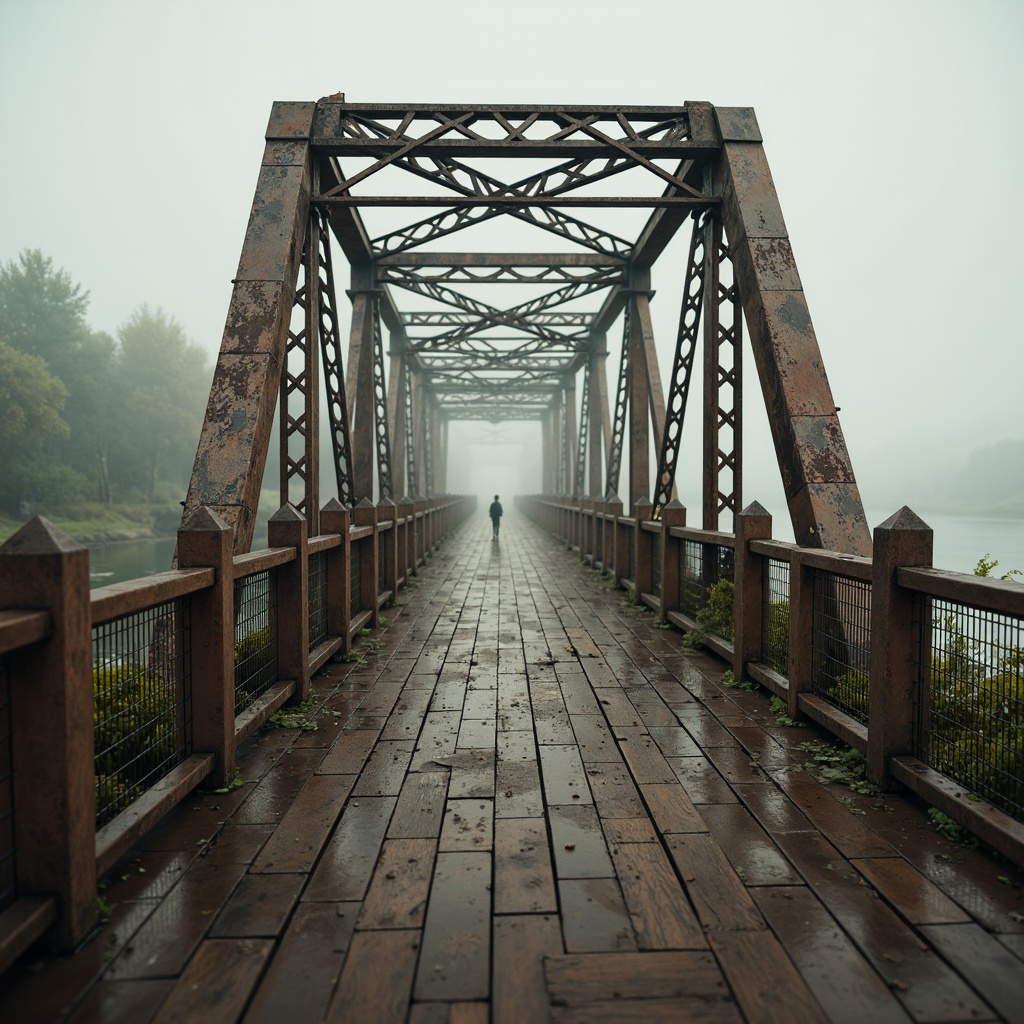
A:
[{"left": 488, "top": 494, "right": 503, "bottom": 540}]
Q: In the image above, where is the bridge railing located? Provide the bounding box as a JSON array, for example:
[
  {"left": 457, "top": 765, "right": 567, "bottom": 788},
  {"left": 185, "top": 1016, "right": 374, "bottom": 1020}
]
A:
[
  {"left": 518, "top": 494, "right": 1024, "bottom": 867},
  {"left": 0, "top": 494, "right": 474, "bottom": 966}
]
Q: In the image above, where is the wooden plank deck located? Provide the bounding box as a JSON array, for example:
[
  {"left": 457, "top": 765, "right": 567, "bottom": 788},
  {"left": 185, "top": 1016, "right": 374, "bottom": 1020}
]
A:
[{"left": 3, "top": 511, "right": 1024, "bottom": 1023}]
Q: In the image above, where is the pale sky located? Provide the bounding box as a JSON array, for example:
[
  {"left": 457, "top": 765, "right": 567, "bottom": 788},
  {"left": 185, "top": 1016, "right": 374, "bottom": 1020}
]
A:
[{"left": 1, "top": 0, "right": 1022, "bottom": 538}]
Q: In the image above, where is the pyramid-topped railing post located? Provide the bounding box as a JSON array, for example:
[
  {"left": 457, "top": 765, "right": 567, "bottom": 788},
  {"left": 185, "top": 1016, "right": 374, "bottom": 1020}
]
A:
[
  {"left": 177, "top": 506, "right": 235, "bottom": 790},
  {"left": 320, "top": 498, "right": 351, "bottom": 654},
  {"left": 397, "top": 496, "right": 415, "bottom": 582},
  {"left": 659, "top": 500, "right": 687, "bottom": 622},
  {"left": 633, "top": 496, "right": 654, "bottom": 597},
  {"left": 268, "top": 504, "right": 310, "bottom": 703},
  {"left": 354, "top": 498, "right": 380, "bottom": 628},
  {"left": 733, "top": 501, "right": 772, "bottom": 683},
  {"left": 0, "top": 519, "right": 96, "bottom": 951},
  {"left": 379, "top": 496, "right": 399, "bottom": 605},
  {"left": 867, "top": 507, "right": 933, "bottom": 789}
]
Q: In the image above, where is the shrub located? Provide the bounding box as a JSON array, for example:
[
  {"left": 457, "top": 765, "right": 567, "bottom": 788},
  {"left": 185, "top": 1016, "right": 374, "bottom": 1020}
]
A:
[
  {"left": 764, "top": 600, "right": 790, "bottom": 674},
  {"left": 697, "top": 578, "right": 734, "bottom": 642},
  {"left": 93, "top": 662, "right": 178, "bottom": 826}
]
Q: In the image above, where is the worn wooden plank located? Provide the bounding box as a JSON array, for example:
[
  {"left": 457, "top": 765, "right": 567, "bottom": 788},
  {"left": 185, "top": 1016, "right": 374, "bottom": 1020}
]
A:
[
  {"left": 549, "top": 804, "right": 615, "bottom": 879},
  {"left": 666, "top": 756, "right": 738, "bottom": 805},
  {"left": 709, "top": 930, "right": 829, "bottom": 1024},
  {"left": 545, "top": 950, "right": 730, "bottom": 1004},
  {"left": 611, "top": 729, "right": 675, "bottom": 785},
  {"left": 539, "top": 744, "right": 592, "bottom": 805},
  {"left": 612, "top": 842, "right": 707, "bottom": 949},
  {"left": 381, "top": 686, "right": 434, "bottom": 741},
  {"left": 413, "top": 710, "right": 463, "bottom": 769},
  {"left": 699, "top": 803, "right": 802, "bottom": 886},
  {"left": 640, "top": 783, "right": 707, "bottom": 835},
  {"left": 315, "top": 727, "right": 378, "bottom": 775},
  {"left": 389, "top": 771, "right": 450, "bottom": 838},
  {"left": 414, "top": 852, "right": 492, "bottom": 1001},
  {"left": 105, "top": 859, "right": 248, "bottom": 979},
  {"left": 324, "top": 930, "right": 420, "bottom": 1024},
  {"left": 492, "top": 914, "right": 564, "bottom": 1024},
  {"left": 150, "top": 939, "right": 273, "bottom": 1024},
  {"left": 439, "top": 799, "right": 494, "bottom": 852},
  {"left": 496, "top": 757, "right": 544, "bottom": 819},
  {"left": 243, "top": 902, "right": 359, "bottom": 1024},
  {"left": 209, "top": 872, "right": 304, "bottom": 938},
  {"left": 559, "top": 877, "right": 638, "bottom": 953},
  {"left": 664, "top": 834, "right": 766, "bottom": 933},
  {"left": 585, "top": 763, "right": 646, "bottom": 818},
  {"left": 493, "top": 818, "right": 557, "bottom": 913},
  {"left": 303, "top": 797, "right": 397, "bottom": 901},
  {"left": 570, "top": 714, "right": 622, "bottom": 762},
  {"left": 250, "top": 773, "right": 354, "bottom": 873},
  {"left": 358, "top": 837, "right": 437, "bottom": 929},
  {"left": 851, "top": 856, "right": 972, "bottom": 925},
  {"left": 352, "top": 740, "right": 416, "bottom": 796},
  {"left": 754, "top": 886, "right": 913, "bottom": 1024}
]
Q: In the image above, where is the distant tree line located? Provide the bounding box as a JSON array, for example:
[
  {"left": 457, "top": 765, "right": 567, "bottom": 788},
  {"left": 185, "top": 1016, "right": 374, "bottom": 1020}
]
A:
[{"left": 0, "top": 249, "right": 212, "bottom": 515}]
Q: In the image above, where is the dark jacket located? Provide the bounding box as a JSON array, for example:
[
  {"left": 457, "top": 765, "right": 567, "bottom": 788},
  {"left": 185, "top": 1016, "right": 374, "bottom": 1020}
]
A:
[{"left": 489, "top": 501, "right": 503, "bottom": 521}]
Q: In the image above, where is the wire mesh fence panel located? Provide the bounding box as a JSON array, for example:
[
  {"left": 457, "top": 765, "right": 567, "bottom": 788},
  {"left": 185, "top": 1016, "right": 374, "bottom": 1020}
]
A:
[
  {"left": 913, "top": 595, "right": 1024, "bottom": 822},
  {"left": 378, "top": 537, "right": 386, "bottom": 599},
  {"left": 234, "top": 571, "right": 278, "bottom": 715},
  {"left": 0, "top": 657, "right": 14, "bottom": 912},
  {"left": 627, "top": 529, "right": 636, "bottom": 583},
  {"left": 308, "top": 551, "right": 328, "bottom": 651},
  {"left": 810, "top": 570, "right": 871, "bottom": 724},
  {"left": 351, "top": 541, "right": 363, "bottom": 616},
  {"left": 678, "top": 540, "right": 735, "bottom": 639},
  {"left": 92, "top": 599, "right": 192, "bottom": 828},
  {"left": 762, "top": 558, "right": 791, "bottom": 677},
  {"left": 651, "top": 538, "right": 662, "bottom": 598}
]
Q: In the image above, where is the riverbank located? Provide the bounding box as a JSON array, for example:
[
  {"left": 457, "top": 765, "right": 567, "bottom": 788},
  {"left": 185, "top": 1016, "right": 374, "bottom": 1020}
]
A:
[{"left": 0, "top": 502, "right": 183, "bottom": 545}]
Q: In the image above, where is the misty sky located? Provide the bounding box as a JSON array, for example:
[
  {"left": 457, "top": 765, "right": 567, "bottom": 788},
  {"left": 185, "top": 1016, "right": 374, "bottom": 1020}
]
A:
[{"left": 2, "top": 0, "right": 1022, "bottom": 536}]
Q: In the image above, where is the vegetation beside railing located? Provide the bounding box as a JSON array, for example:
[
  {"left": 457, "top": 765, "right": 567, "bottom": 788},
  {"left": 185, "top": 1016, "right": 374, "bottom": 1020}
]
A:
[
  {"left": 0, "top": 493, "right": 474, "bottom": 962},
  {"left": 518, "top": 493, "right": 1024, "bottom": 868}
]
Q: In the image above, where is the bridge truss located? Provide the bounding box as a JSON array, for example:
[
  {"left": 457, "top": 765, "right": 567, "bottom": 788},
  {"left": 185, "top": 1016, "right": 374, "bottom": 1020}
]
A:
[{"left": 184, "top": 99, "right": 870, "bottom": 556}]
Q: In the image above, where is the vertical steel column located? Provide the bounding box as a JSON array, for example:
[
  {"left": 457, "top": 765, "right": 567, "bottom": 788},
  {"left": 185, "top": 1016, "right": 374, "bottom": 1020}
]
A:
[
  {"left": 422, "top": 394, "right": 434, "bottom": 497},
  {"left": 605, "top": 310, "right": 631, "bottom": 499},
  {"left": 387, "top": 338, "right": 406, "bottom": 498},
  {"left": 564, "top": 376, "right": 577, "bottom": 497},
  {"left": 279, "top": 214, "right": 320, "bottom": 534},
  {"left": 702, "top": 226, "right": 743, "bottom": 531},
  {"left": 652, "top": 213, "right": 707, "bottom": 511},
  {"left": 574, "top": 363, "right": 590, "bottom": 496},
  {"left": 628, "top": 294, "right": 649, "bottom": 511},
  {"left": 404, "top": 362, "right": 420, "bottom": 497},
  {"left": 315, "top": 210, "right": 355, "bottom": 508},
  {"left": 589, "top": 335, "right": 610, "bottom": 498},
  {"left": 370, "top": 303, "right": 394, "bottom": 499},
  {"left": 347, "top": 266, "right": 376, "bottom": 501}
]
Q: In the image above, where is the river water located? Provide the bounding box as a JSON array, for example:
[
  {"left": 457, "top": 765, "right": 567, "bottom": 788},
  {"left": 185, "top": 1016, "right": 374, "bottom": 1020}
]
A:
[{"left": 85, "top": 511, "right": 1024, "bottom": 589}]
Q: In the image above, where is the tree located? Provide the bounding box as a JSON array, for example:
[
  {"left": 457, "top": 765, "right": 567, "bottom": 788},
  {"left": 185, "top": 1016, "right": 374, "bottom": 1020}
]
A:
[
  {"left": 0, "top": 341, "right": 88, "bottom": 510},
  {"left": 114, "top": 306, "right": 211, "bottom": 500},
  {"left": 0, "top": 250, "right": 117, "bottom": 500}
]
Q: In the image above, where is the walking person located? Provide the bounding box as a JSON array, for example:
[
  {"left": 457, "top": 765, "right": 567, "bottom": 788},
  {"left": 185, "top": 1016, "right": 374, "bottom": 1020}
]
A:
[{"left": 489, "top": 494, "right": 503, "bottom": 540}]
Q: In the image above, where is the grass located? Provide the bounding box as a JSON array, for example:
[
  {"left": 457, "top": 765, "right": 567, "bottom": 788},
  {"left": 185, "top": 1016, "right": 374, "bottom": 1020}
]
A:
[{"left": 0, "top": 501, "right": 182, "bottom": 543}]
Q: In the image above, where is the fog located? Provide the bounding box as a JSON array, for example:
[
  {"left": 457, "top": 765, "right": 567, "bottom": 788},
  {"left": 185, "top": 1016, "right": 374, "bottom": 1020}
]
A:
[{"left": 2, "top": 0, "right": 1022, "bottom": 547}]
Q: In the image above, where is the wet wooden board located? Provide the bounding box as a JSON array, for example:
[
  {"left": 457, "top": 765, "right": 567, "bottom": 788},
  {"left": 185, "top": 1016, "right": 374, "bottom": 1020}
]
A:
[
  {"left": 851, "top": 856, "right": 973, "bottom": 925},
  {"left": 753, "top": 886, "right": 916, "bottom": 1024},
  {"left": 439, "top": 799, "right": 494, "bottom": 852},
  {"left": 208, "top": 872, "right": 304, "bottom": 938},
  {"left": 698, "top": 803, "right": 802, "bottom": 886},
  {"left": 352, "top": 740, "right": 416, "bottom": 796},
  {"left": 358, "top": 838, "right": 437, "bottom": 929},
  {"left": 492, "top": 914, "right": 564, "bottom": 1024},
  {"left": 315, "top": 727, "right": 378, "bottom": 775},
  {"left": 389, "top": 770, "right": 450, "bottom": 838},
  {"left": 559, "top": 877, "right": 639, "bottom": 953},
  {"left": 610, "top": 842, "right": 707, "bottom": 949},
  {"left": 709, "top": 930, "right": 829, "bottom": 1024},
  {"left": 539, "top": 744, "right": 592, "bottom": 805},
  {"left": 303, "top": 796, "right": 397, "bottom": 901},
  {"left": 493, "top": 818, "right": 558, "bottom": 913},
  {"left": 570, "top": 714, "right": 622, "bottom": 762},
  {"left": 243, "top": 902, "right": 359, "bottom": 1024},
  {"left": 150, "top": 938, "right": 273, "bottom": 1024},
  {"left": 639, "top": 783, "right": 707, "bottom": 835},
  {"left": 549, "top": 804, "right": 615, "bottom": 879},
  {"left": 324, "top": 929, "right": 420, "bottom": 1024},
  {"left": 664, "top": 834, "right": 766, "bottom": 933},
  {"left": 250, "top": 773, "right": 355, "bottom": 873},
  {"left": 614, "top": 728, "right": 677, "bottom": 784},
  {"left": 414, "top": 852, "right": 492, "bottom": 1001}
]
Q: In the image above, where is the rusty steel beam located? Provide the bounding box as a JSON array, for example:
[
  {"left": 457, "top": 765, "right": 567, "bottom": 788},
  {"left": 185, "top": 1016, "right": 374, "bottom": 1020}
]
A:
[
  {"left": 184, "top": 102, "right": 314, "bottom": 553},
  {"left": 316, "top": 195, "right": 717, "bottom": 209},
  {"left": 714, "top": 107, "right": 869, "bottom": 555}
]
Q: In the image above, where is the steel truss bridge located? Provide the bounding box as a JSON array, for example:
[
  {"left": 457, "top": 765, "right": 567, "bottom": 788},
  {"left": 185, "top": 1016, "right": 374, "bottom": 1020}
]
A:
[{"left": 185, "top": 98, "right": 869, "bottom": 558}]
